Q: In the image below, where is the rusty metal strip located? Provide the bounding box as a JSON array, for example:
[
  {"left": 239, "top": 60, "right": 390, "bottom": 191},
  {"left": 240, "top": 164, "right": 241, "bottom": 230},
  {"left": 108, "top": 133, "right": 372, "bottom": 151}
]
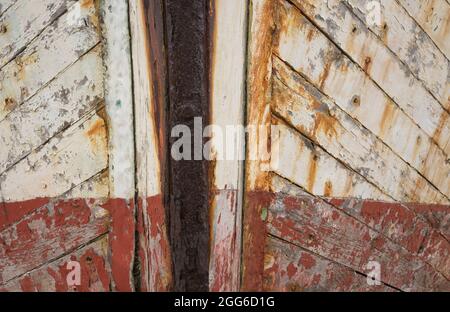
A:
[{"left": 164, "top": 0, "right": 211, "bottom": 291}]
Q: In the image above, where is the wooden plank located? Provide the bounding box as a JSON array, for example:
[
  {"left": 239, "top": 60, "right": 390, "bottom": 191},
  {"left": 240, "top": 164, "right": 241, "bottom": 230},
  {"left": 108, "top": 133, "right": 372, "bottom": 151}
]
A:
[
  {"left": 345, "top": 0, "right": 450, "bottom": 111},
  {"left": 264, "top": 236, "right": 395, "bottom": 291},
  {"left": 0, "top": 46, "right": 104, "bottom": 175},
  {"left": 271, "top": 119, "right": 389, "bottom": 201},
  {"left": 209, "top": 0, "right": 247, "bottom": 292},
  {"left": 0, "top": 0, "right": 100, "bottom": 122},
  {"left": 129, "top": 0, "right": 172, "bottom": 292},
  {"left": 272, "top": 56, "right": 447, "bottom": 204},
  {"left": 0, "top": 235, "right": 112, "bottom": 291},
  {"left": 130, "top": 0, "right": 162, "bottom": 201},
  {"left": 242, "top": 0, "right": 275, "bottom": 291},
  {"left": 100, "top": 0, "right": 135, "bottom": 200},
  {"left": 397, "top": 0, "right": 450, "bottom": 58},
  {"left": 0, "top": 0, "right": 17, "bottom": 16},
  {"left": 0, "top": 110, "right": 108, "bottom": 202},
  {"left": 290, "top": 0, "right": 450, "bottom": 153},
  {"left": 273, "top": 0, "right": 450, "bottom": 199},
  {"left": 0, "top": 198, "right": 109, "bottom": 284},
  {"left": 267, "top": 176, "right": 450, "bottom": 291},
  {"left": 0, "top": 0, "right": 77, "bottom": 68}
]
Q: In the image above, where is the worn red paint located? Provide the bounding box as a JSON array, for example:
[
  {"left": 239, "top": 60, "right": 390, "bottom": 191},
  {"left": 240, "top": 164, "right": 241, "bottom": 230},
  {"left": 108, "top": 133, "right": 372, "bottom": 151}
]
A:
[
  {"left": 0, "top": 197, "right": 136, "bottom": 291},
  {"left": 242, "top": 191, "right": 276, "bottom": 291},
  {"left": 1, "top": 193, "right": 448, "bottom": 291},
  {"left": 209, "top": 189, "right": 241, "bottom": 291},
  {"left": 101, "top": 198, "right": 135, "bottom": 291},
  {"left": 268, "top": 192, "right": 450, "bottom": 291},
  {"left": 0, "top": 198, "right": 50, "bottom": 231},
  {"left": 136, "top": 194, "right": 172, "bottom": 291}
]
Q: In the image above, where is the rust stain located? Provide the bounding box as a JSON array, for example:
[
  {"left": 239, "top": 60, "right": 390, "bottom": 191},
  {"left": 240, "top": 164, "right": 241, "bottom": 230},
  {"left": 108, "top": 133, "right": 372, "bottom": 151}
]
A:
[
  {"left": 15, "top": 52, "right": 39, "bottom": 81},
  {"left": 432, "top": 111, "right": 449, "bottom": 144},
  {"left": 318, "top": 61, "right": 331, "bottom": 90},
  {"left": 324, "top": 181, "right": 333, "bottom": 197},
  {"left": 80, "top": 0, "right": 94, "bottom": 8},
  {"left": 380, "top": 22, "right": 388, "bottom": 43},
  {"left": 85, "top": 111, "right": 107, "bottom": 154},
  {"left": 85, "top": 117, "right": 105, "bottom": 137},
  {"left": 379, "top": 100, "right": 395, "bottom": 136},
  {"left": 363, "top": 56, "right": 372, "bottom": 73},
  {"left": 313, "top": 112, "right": 337, "bottom": 139},
  {"left": 307, "top": 154, "right": 318, "bottom": 192},
  {"left": 3, "top": 97, "right": 16, "bottom": 112},
  {"left": 306, "top": 28, "right": 315, "bottom": 41}
]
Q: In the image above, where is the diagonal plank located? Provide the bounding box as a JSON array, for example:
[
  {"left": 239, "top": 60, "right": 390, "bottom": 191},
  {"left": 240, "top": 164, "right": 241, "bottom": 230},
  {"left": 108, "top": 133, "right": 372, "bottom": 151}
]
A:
[
  {"left": 0, "top": 0, "right": 77, "bottom": 69},
  {"left": 272, "top": 56, "right": 448, "bottom": 204},
  {"left": 0, "top": 46, "right": 104, "bottom": 174},
  {"left": 0, "top": 0, "right": 100, "bottom": 122},
  {"left": 271, "top": 118, "right": 389, "bottom": 201},
  {"left": 0, "top": 110, "right": 108, "bottom": 202}
]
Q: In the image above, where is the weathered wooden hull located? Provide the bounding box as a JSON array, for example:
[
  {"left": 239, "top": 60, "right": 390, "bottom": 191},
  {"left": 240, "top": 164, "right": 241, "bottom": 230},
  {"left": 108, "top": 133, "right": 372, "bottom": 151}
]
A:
[{"left": 0, "top": 0, "right": 449, "bottom": 292}]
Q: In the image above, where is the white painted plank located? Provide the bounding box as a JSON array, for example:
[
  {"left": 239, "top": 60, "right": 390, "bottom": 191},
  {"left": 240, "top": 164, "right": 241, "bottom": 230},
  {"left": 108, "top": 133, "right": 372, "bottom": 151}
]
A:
[
  {"left": 0, "top": 111, "right": 108, "bottom": 202},
  {"left": 272, "top": 57, "right": 447, "bottom": 204},
  {"left": 273, "top": 1, "right": 450, "bottom": 198},
  {"left": 271, "top": 119, "right": 389, "bottom": 201},
  {"left": 101, "top": 0, "right": 135, "bottom": 199},
  {"left": 0, "top": 46, "right": 104, "bottom": 174},
  {"left": 209, "top": 0, "right": 247, "bottom": 292},
  {"left": 0, "top": 0, "right": 100, "bottom": 122},
  {"left": 397, "top": 0, "right": 450, "bottom": 58},
  {"left": 129, "top": 0, "right": 161, "bottom": 198},
  {"left": 290, "top": 0, "right": 450, "bottom": 155},
  {"left": 345, "top": 0, "right": 450, "bottom": 111},
  {"left": 210, "top": 0, "right": 247, "bottom": 189},
  {"left": 0, "top": 0, "right": 77, "bottom": 68}
]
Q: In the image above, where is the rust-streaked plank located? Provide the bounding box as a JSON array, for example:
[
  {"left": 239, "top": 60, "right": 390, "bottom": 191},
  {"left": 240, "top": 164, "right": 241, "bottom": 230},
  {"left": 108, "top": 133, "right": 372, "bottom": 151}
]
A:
[
  {"left": 272, "top": 56, "right": 447, "bottom": 204},
  {"left": 129, "top": 0, "right": 172, "bottom": 291},
  {"left": 290, "top": 0, "right": 450, "bottom": 153},
  {"left": 0, "top": 111, "right": 108, "bottom": 202},
  {"left": 271, "top": 119, "right": 389, "bottom": 201},
  {"left": 273, "top": 0, "right": 450, "bottom": 198},
  {"left": 242, "top": 0, "right": 275, "bottom": 291}
]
